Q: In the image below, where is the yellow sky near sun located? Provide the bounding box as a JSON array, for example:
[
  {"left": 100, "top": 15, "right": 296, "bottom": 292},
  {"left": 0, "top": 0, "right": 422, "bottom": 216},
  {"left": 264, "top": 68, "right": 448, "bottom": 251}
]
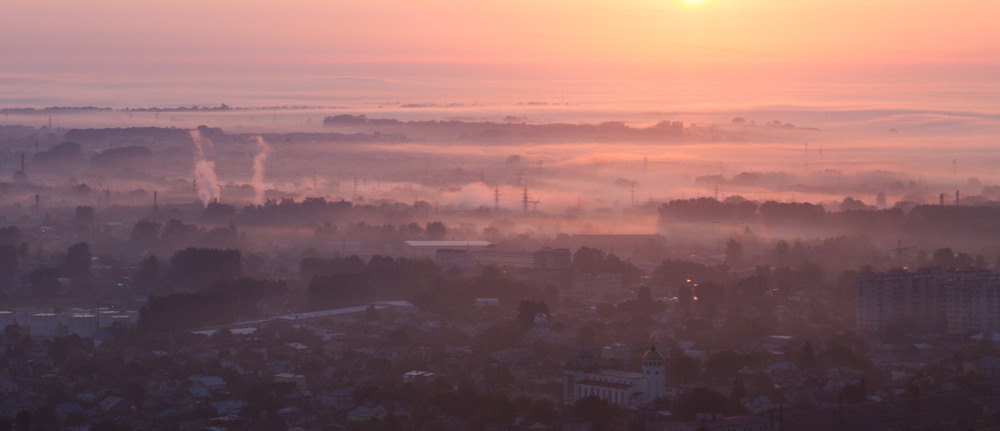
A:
[{"left": 1, "top": 0, "right": 998, "bottom": 75}]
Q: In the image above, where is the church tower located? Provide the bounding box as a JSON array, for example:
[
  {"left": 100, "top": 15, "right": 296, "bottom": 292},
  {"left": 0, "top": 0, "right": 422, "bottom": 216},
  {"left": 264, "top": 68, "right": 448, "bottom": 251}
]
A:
[{"left": 642, "top": 345, "right": 666, "bottom": 404}]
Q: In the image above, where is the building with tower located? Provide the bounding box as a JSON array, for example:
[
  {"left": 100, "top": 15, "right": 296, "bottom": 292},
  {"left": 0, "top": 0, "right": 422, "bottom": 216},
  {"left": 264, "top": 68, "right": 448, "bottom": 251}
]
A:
[
  {"left": 643, "top": 345, "right": 667, "bottom": 401},
  {"left": 563, "top": 346, "right": 667, "bottom": 407}
]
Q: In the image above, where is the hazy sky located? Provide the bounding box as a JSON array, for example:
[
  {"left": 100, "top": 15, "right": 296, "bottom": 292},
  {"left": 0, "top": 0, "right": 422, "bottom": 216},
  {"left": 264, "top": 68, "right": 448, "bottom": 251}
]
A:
[{"left": 2, "top": 0, "right": 999, "bottom": 106}]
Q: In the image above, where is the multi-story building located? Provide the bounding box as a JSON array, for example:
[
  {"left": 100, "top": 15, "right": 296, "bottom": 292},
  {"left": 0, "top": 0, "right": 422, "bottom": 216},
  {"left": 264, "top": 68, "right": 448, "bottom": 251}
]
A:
[
  {"left": 945, "top": 270, "right": 1000, "bottom": 334},
  {"left": 857, "top": 268, "right": 1000, "bottom": 334},
  {"left": 856, "top": 268, "right": 948, "bottom": 331}
]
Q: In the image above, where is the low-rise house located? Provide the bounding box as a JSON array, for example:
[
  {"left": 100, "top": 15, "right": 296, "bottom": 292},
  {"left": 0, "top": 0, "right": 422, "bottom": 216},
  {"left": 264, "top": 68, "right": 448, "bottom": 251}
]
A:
[
  {"left": 659, "top": 414, "right": 772, "bottom": 431},
  {"left": 347, "top": 405, "right": 388, "bottom": 422},
  {"left": 193, "top": 375, "right": 227, "bottom": 391},
  {"left": 402, "top": 370, "right": 436, "bottom": 383},
  {"left": 274, "top": 373, "right": 308, "bottom": 390},
  {"left": 318, "top": 389, "right": 357, "bottom": 412}
]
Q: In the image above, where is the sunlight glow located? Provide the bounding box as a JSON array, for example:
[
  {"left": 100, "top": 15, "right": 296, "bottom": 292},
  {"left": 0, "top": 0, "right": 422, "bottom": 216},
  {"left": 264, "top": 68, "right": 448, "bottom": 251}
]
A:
[{"left": 681, "top": 0, "right": 709, "bottom": 8}]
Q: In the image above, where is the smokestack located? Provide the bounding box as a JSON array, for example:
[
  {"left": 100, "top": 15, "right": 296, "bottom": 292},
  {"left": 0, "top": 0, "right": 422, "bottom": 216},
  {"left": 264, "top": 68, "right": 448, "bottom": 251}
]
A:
[
  {"left": 940, "top": 193, "right": 945, "bottom": 206},
  {"left": 34, "top": 193, "right": 39, "bottom": 211},
  {"left": 20, "top": 153, "right": 24, "bottom": 173},
  {"left": 956, "top": 190, "right": 960, "bottom": 206},
  {"left": 153, "top": 191, "right": 158, "bottom": 212}
]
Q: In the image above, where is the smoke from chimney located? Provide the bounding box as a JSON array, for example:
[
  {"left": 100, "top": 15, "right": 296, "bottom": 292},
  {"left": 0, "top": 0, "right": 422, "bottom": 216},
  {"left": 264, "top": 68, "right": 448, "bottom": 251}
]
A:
[
  {"left": 252, "top": 136, "right": 271, "bottom": 205},
  {"left": 189, "top": 130, "right": 220, "bottom": 207}
]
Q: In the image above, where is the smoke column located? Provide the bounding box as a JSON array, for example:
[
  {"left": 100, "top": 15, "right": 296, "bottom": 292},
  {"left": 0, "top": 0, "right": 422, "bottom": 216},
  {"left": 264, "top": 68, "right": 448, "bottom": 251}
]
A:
[
  {"left": 189, "top": 130, "right": 220, "bottom": 207},
  {"left": 252, "top": 136, "right": 272, "bottom": 205}
]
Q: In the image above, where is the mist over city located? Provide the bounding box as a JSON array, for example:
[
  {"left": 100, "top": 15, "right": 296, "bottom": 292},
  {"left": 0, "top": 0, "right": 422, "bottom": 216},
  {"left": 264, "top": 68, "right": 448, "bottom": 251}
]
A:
[{"left": 2, "top": 0, "right": 1000, "bottom": 430}]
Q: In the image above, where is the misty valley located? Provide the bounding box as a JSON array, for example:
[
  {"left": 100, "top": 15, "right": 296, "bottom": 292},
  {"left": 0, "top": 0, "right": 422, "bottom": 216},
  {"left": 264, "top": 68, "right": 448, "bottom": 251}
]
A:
[{"left": 0, "top": 105, "right": 998, "bottom": 430}]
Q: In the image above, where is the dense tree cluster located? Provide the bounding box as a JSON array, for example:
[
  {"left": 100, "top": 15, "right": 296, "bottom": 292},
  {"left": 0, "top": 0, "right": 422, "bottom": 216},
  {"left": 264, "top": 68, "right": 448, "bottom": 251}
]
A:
[
  {"left": 139, "top": 278, "right": 286, "bottom": 332},
  {"left": 572, "top": 247, "right": 642, "bottom": 285},
  {"left": 662, "top": 197, "right": 1000, "bottom": 252},
  {"left": 168, "top": 248, "right": 242, "bottom": 290},
  {"left": 322, "top": 114, "right": 697, "bottom": 144},
  {"left": 129, "top": 219, "right": 241, "bottom": 254}
]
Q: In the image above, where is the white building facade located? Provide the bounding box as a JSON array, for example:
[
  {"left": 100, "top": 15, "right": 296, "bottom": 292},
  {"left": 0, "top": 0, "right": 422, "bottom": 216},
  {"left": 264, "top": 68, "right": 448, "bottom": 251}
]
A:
[{"left": 564, "top": 346, "right": 666, "bottom": 407}]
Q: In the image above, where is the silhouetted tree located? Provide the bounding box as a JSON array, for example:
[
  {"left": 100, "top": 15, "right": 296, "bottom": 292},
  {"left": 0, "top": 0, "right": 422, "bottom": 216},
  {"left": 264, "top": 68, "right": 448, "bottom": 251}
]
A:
[
  {"left": 74, "top": 206, "right": 95, "bottom": 233},
  {"left": 652, "top": 259, "right": 718, "bottom": 286},
  {"left": 932, "top": 248, "right": 955, "bottom": 267},
  {"left": 731, "top": 378, "right": 747, "bottom": 402},
  {"left": 572, "top": 247, "right": 606, "bottom": 273},
  {"left": 29, "top": 266, "right": 60, "bottom": 296},
  {"left": 307, "top": 273, "right": 374, "bottom": 310},
  {"left": 840, "top": 380, "right": 867, "bottom": 404},
  {"left": 517, "top": 300, "right": 549, "bottom": 330},
  {"left": 0, "top": 245, "right": 17, "bottom": 281},
  {"left": 160, "top": 219, "right": 200, "bottom": 250},
  {"left": 573, "top": 396, "right": 614, "bottom": 429},
  {"left": 129, "top": 220, "right": 161, "bottom": 249},
  {"left": 695, "top": 281, "right": 725, "bottom": 316},
  {"left": 725, "top": 239, "right": 743, "bottom": 267},
  {"left": 135, "top": 255, "right": 160, "bottom": 292},
  {"left": 955, "top": 252, "right": 974, "bottom": 268},
  {"left": 670, "top": 348, "right": 701, "bottom": 385},
  {"left": 0, "top": 226, "right": 21, "bottom": 245},
  {"left": 527, "top": 398, "right": 556, "bottom": 425},
  {"left": 63, "top": 242, "right": 91, "bottom": 286},
  {"left": 167, "top": 248, "right": 241, "bottom": 290},
  {"left": 704, "top": 350, "right": 754, "bottom": 383},
  {"left": 14, "top": 410, "right": 29, "bottom": 431},
  {"left": 426, "top": 221, "right": 447, "bottom": 240},
  {"left": 139, "top": 278, "right": 285, "bottom": 332},
  {"left": 674, "top": 387, "right": 744, "bottom": 421},
  {"left": 799, "top": 341, "right": 817, "bottom": 369},
  {"left": 203, "top": 202, "right": 236, "bottom": 223}
]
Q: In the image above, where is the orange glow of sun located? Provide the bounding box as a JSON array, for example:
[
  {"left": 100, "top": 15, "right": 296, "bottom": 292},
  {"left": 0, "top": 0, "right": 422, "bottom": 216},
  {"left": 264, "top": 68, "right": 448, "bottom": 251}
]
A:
[{"left": 681, "top": 0, "right": 709, "bottom": 7}]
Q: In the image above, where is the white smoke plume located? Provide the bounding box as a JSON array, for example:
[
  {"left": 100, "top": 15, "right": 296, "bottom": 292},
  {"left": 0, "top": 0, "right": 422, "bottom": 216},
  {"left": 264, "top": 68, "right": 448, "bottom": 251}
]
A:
[
  {"left": 252, "top": 136, "right": 272, "bottom": 205},
  {"left": 189, "top": 129, "right": 220, "bottom": 207}
]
